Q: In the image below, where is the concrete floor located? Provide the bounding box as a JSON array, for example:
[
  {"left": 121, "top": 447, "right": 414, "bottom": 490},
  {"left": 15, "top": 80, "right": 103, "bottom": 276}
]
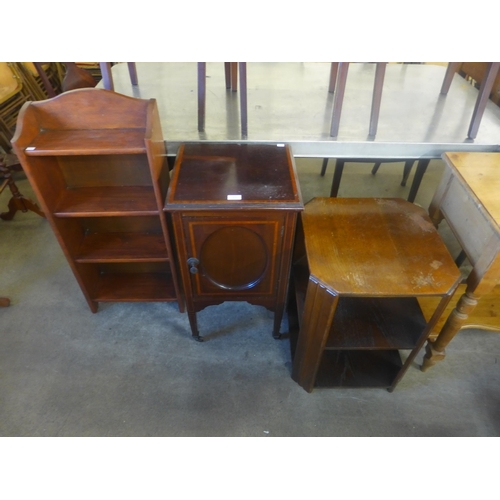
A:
[{"left": 1, "top": 157, "right": 499, "bottom": 437}]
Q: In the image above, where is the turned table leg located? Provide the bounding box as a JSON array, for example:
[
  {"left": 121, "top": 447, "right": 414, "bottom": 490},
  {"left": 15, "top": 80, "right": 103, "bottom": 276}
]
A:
[
  {"left": 0, "top": 159, "right": 44, "bottom": 221},
  {"left": 421, "top": 288, "right": 479, "bottom": 371}
]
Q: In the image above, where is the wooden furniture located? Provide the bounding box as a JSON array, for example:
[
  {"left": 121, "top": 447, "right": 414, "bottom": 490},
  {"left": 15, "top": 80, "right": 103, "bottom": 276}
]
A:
[
  {"left": 0, "top": 63, "right": 33, "bottom": 145},
  {"left": 165, "top": 143, "right": 303, "bottom": 341},
  {"left": 320, "top": 157, "right": 429, "bottom": 203},
  {"left": 99, "top": 63, "right": 138, "bottom": 91},
  {"left": 0, "top": 154, "right": 44, "bottom": 220},
  {"left": 289, "top": 197, "right": 461, "bottom": 392},
  {"left": 329, "top": 62, "right": 387, "bottom": 137},
  {"left": 421, "top": 152, "right": 500, "bottom": 371},
  {"left": 198, "top": 62, "right": 248, "bottom": 135},
  {"left": 11, "top": 88, "right": 183, "bottom": 313}
]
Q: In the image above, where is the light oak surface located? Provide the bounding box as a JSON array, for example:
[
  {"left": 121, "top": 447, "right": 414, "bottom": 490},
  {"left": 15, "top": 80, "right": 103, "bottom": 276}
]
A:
[
  {"left": 422, "top": 152, "right": 500, "bottom": 370},
  {"left": 290, "top": 197, "right": 461, "bottom": 392}
]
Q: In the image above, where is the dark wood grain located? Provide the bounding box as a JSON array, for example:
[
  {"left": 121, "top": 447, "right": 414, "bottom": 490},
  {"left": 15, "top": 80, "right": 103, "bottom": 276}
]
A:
[
  {"left": 76, "top": 232, "right": 169, "bottom": 262},
  {"left": 95, "top": 272, "right": 176, "bottom": 301},
  {"left": 53, "top": 186, "right": 158, "bottom": 217},
  {"left": 25, "top": 129, "right": 147, "bottom": 156},
  {"left": 11, "top": 89, "right": 183, "bottom": 313},
  {"left": 166, "top": 143, "right": 303, "bottom": 340},
  {"left": 291, "top": 197, "right": 461, "bottom": 392}
]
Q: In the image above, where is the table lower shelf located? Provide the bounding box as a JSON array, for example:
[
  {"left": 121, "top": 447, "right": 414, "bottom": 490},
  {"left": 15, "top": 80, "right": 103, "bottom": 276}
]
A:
[{"left": 315, "top": 349, "right": 403, "bottom": 389}]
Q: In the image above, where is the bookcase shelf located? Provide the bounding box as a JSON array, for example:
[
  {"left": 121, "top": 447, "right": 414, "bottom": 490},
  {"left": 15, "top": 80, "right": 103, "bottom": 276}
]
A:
[{"left": 12, "top": 88, "right": 183, "bottom": 314}]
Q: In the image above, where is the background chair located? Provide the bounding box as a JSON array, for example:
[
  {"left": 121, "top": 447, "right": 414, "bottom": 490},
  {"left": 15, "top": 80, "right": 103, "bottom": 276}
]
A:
[
  {"left": 320, "top": 157, "right": 429, "bottom": 203},
  {"left": 99, "top": 62, "right": 138, "bottom": 91},
  {"left": 0, "top": 65, "right": 45, "bottom": 220},
  {"left": 0, "top": 63, "right": 33, "bottom": 148},
  {"left": 198, "top": 62, "right": 247, "bottom": 135},
  {"left": 441, "top": 62, "right": 500, "bottom": 139},
  {"left": 329, "top": 62, "right": 387, "bottom": 137}
]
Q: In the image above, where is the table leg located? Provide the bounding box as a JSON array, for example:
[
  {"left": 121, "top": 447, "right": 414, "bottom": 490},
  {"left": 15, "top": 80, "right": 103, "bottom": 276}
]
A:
[
  {"left": 330, "top": 160, "right": 345, "bottom": 197},
  {"left": 329, "top": 62, "right": 349, "bottom": 137},
  {"left": 197, "top": 62, "right": 206, "bottom": 132},
  {"left": 188, "top": 310, "right": 203, "bottom": 342},
  {"left": 239, "top": 62, "right": 248, "bottom": 137},
  {"left": 0, "top": 160, "right": 44, "bottom": 221},
  {"left": 421, "top": 288, "right": 479, "bottom": 371},
  {"left": 368, "top": 62, "right": 387, "bottom": 137},
  {"left": 328, "top": 63, "right": 339, "bottom": 93},
  {"left": 292, "top": 280, "right": 338, "bottom": 392}
]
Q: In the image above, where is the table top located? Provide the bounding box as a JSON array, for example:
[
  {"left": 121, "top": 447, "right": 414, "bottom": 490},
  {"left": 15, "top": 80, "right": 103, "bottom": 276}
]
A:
[
  {"left": 442, "top": 152, "right": 500, "bottom": 228},
  {"left": 102, "top": 62, "right": 500, "bottom": 159},
  {"left": 165, "top": 143, "right": 303, "bottom": 210},
  {"left": 301, "top": 197, "right": 461, "bottom": 296}
]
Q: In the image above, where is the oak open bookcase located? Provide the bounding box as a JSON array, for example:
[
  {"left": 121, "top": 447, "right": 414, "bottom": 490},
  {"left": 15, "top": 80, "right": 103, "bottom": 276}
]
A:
[{"left": 11, "top": 88, "right": 183, "bottom": 313}]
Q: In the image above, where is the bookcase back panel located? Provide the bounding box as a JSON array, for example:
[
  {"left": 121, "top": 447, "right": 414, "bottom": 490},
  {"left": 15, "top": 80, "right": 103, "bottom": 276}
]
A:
[
  {"left": 81, "top": 216, "right": 162, "bottom": 234},
  {"left": 57, "top": 155, "right": 152, "bottom": 188}
]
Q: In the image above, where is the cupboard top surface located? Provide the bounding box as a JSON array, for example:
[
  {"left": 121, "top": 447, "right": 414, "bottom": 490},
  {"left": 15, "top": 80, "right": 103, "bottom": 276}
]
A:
[
  {"left": 301, "top": 197, "right": 461, "bottom": 296},
  {"left": 442, "top": 152, "right": 500, "bottom": 230},
  {"left": 165, "top": 143, "right": 303, "bottom": 210}
]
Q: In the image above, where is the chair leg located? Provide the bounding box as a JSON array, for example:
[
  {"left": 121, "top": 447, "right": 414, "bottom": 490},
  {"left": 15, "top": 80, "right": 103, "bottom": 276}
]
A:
[
  {"left": 330, "top": 160, "right": 345, "bottom": 197},
  {"left": 368, "top": 62, "right": 386, "bottom": 137},
  {"left": 198, "top": 62, "right": 206, "bottom": 132},
  {"left": 440, "top": 62, "right": 462, "bottom": 95},
  {"left": 224, "top": 62, "right": 231, "bottom": 89},
  {"left": 467, "top": 62, "right": 500, "bottom": 139},
  {"left": 231, "top": 62, "right": 238, "bottom": 91},
  {"left": 127, "top": 63, "right": 138, "bottom": 85},
  {"left": 401, "top": 160, "right": 414, "bottom": 187},
  {"left": 455, "top": 250, "right": 467, "bottom": 268},
  {"left": 239, "top": 62, "right": 248, "bottom": 136},
  {"left": 99, "top": 62, "right": 114, "bottom": 91},
  {"left": 371, "top": 162, "right": 381, "bottom": 175},
  {"left": 407, "top": 159, "right": 430, "bottom": 203},
  {"left": 33, "top": 62, "right": 57, "bottom": 98},
  {"left": 320, "top": 158, "right": 329, "bottom": 176},
  {"left": 328, "top": 63, "right": 339, "bottom": 93},
  {"left": 330, "top": 62, "right": 349, "bottom": 137}
]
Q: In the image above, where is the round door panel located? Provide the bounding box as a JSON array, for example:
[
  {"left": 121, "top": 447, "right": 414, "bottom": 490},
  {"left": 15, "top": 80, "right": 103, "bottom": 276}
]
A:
[{"left": 200, "top": 226, "right": 269, "bottom": 290}]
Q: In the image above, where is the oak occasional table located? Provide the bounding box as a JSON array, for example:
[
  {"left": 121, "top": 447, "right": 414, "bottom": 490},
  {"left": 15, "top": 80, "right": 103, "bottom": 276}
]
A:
[
  {"left": 165, "top": 143, "right": 303, "bottom": 341},
  {"left": 290, "top": 197, "right": 461, "bottom": 392},
  {"left": 422, "top": 152, "right": 500, "bottom": 371}
]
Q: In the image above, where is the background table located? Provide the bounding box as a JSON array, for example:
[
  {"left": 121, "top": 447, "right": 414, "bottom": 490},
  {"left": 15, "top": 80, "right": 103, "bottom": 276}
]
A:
[{"left": 421, "top": 152, "right": 500, "bottom": 370}]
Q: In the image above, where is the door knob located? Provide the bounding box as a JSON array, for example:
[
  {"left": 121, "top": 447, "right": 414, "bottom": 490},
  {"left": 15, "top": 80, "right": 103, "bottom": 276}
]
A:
[{"left": 187, "top": 257, "right": 199, "bottom": 274}]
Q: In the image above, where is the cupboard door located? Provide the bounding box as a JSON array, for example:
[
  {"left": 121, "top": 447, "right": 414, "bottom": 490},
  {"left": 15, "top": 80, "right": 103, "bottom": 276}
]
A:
[{"left": 182, "top": 215, "right": 284, "bottom": 297}]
